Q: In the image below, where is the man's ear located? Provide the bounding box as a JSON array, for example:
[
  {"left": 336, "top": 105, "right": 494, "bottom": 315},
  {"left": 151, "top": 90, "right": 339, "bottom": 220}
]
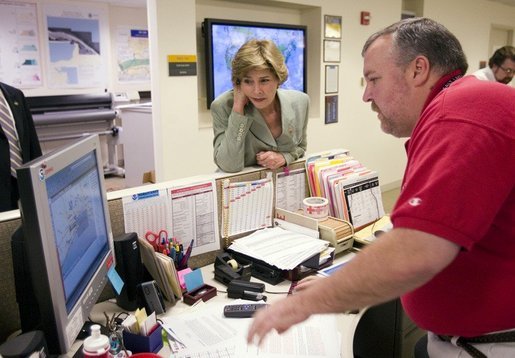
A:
[{"left": 411, "top": 56, "right": 430, "bottom": 85}]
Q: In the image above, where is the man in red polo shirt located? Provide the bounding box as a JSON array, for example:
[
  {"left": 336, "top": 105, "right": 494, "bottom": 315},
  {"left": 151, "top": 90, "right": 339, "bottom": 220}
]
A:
[{"left": 248, "top": 18, "right": 515, "bottom": 357}]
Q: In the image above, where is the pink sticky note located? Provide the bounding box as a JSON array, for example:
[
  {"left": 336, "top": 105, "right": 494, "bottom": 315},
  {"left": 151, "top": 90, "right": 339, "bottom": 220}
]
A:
[{"left": 177, "top": 268, "right": 193, "bottom": 291}]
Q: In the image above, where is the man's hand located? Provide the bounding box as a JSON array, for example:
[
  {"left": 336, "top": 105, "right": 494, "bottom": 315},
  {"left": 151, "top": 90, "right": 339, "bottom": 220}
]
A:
[
  {"left": 294, "top": 275, "right": 324, "bottom": 293},
  {"left": 248, "top": 228, "right": 461, "bottom": 347},
  {"left": 256, "top": 151, "right": 286, "bottom": 169},
  {"left": 247, "top": 295, "right": 310, "bottom": 346}
]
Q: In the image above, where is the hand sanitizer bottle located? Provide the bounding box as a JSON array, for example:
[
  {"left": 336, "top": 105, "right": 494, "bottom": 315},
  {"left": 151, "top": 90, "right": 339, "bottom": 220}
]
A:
[{"left": 83, "top": 324, "right": 111, "bottom": 358}]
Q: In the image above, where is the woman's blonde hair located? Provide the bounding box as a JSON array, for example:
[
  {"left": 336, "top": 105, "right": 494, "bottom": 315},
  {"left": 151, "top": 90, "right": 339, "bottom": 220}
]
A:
[{"left": 231, "top": 39, "right": 288, "bottom": 85}]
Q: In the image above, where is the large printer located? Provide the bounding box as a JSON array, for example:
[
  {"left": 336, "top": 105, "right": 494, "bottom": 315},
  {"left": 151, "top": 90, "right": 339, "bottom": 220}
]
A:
[{"left": 27, "top": 93, "right": 124, "bottom": 176}]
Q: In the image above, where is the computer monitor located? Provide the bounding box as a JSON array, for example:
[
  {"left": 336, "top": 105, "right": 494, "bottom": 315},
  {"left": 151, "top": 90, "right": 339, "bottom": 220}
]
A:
[{"left": 14, "top": 134, "right": 115, "bottom": 355}]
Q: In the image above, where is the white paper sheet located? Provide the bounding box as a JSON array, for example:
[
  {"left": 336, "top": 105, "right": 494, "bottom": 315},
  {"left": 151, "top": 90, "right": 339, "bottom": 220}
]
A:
[
  {"left": 227, "top": 227, "right": 328, "bottom": 270},
  {"left": 163, "top": 301, "right": 342, "bottom": 358},
  {"left": 169, "top": 180, "right": 220, "bottom": 255},
  {"left": 122, "top": 189, "right": 172, "bottom": 239}
]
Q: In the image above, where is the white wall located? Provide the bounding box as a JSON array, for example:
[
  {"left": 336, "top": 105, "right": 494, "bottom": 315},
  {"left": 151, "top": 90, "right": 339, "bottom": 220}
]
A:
[
  {"left": 148, "top": 0, "right": 515, "bottom": 190},
  {"left": 148, "top": 0, "right": 410, "bottom": 188},
  {"left": 6, "top": 0, "right": 514, "bottom": 190}
]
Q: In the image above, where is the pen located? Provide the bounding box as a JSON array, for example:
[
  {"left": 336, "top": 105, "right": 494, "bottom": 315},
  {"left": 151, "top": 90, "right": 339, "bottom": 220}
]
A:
[
  {"left": 180, "top": 240, "right": 194, "bottom": 269},
  {"left": 159, "top": 322, "right": 186, "bottom": 349},
  {"left": 178, "top": 244, "right": 183, "bottom": 264}
]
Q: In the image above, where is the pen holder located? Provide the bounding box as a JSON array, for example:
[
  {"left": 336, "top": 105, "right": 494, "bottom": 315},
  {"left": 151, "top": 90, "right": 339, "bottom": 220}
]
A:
[
  {"left": 122, "top": 326, "right": 163, "bottom": 354},
  {"left": 176, "top": 262, "right": 189, "bottom": 271}
]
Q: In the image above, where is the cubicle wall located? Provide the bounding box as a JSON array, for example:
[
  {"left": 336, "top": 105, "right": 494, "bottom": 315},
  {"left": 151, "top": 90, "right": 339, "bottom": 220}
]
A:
[
  {"left": 0, "top": 160, "right": 423, "bottom": 358},
  {"left": 0, "top": 216, "right": 24, "bottom": 342},
  {"left": 0, "top": 161, "right": 308, "bottom": 342}
]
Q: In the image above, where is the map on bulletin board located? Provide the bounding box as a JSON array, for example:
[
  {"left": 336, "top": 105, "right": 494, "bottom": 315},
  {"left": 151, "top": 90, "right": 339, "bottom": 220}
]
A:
[
  {"left": 44, "top": 3, "right": 107, "bottom": 88},
  {"left": 0, "top": 0, "right": 42, "bottom": 88},
  {"left": 116, "top": 26, "right": 150, "bottom": 83}
]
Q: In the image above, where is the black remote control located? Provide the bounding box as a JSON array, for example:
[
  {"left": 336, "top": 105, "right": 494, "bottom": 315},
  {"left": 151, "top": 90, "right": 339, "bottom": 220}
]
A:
[{"left": 223, "top": 303, "right": 268, "bottom": 318}]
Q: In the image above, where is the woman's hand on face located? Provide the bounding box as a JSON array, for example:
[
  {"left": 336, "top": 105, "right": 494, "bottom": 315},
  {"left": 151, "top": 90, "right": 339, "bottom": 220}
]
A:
[
  {"left": 233, "top": 85, "right": 248, "bottom": 114},
  {"left": 256, "top": 151, "right": 286, "bottom": 169}
]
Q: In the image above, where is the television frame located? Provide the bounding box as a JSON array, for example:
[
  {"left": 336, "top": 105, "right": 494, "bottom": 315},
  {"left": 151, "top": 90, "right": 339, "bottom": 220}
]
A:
[
  {"left": 202, "top": 18, "right": 307, "bottom": 109},
  {"left": 15, "top": 134, "right": 115, "bottom": 354}
]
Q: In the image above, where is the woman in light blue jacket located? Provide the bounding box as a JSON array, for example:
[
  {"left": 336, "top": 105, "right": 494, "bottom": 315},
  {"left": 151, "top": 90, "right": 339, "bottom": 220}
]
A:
[{"left": 211, "top": 39, "right": 309, "bottom": 173}]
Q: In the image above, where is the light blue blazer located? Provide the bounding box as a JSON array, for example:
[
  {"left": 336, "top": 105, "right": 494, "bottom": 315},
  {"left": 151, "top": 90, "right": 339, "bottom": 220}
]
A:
[{"left": 211, "top": 89, "right": 309, "bottom": 173}]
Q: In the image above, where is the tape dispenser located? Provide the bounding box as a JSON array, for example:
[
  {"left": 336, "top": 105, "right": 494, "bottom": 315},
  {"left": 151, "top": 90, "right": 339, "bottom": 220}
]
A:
[{"left": 214, "top": 252, "right": 252, "bottom": 285}]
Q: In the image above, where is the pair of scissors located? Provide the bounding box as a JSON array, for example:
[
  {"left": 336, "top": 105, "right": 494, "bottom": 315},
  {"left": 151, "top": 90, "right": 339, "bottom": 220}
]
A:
[{"left": 145, "top": 230, "right": 169, "bottom": 255}]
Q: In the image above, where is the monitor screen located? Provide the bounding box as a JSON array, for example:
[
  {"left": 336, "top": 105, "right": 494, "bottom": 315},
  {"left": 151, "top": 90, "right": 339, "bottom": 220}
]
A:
[
  {"left": 15, "top": 135, "right": 114, "bottom": 354},
  {"left": 203, "top": 18, "right": 307, "bottom": 109}
]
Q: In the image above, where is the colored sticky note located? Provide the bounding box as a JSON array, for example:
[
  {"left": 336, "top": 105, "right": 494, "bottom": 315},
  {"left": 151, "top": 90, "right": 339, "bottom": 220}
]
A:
[
  {"left": 184, "top": 269, "right": 204, "bottom": 292},
  {"left": 108, "top": 266, "right": 124, "bottom": 295},
  {"left": 177, "top": 268, "right": 193, "bottom": 291}
]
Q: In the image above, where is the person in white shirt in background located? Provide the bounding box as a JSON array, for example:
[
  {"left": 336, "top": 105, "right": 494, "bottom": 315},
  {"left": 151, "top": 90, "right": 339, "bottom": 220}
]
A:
[{"left": 472, "top": 45, "right": 515, "bottom": 84}]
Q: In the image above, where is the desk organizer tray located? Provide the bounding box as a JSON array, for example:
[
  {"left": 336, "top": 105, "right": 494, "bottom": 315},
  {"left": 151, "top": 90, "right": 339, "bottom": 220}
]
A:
[{"left": 123, "top": 325, "right": 163, "bottom": 353}]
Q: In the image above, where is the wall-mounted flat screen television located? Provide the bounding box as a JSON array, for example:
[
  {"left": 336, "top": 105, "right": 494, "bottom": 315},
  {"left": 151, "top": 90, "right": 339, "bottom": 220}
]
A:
[{"left": 202, "top": 18, "right": 307, "bottom": 109}]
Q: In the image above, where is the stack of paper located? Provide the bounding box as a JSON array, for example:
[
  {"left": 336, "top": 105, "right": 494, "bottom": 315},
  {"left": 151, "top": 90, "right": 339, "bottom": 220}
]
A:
[
  {"left": 162, "top": 300, "right": 343, "bottom": 358},
  {"left": 228, "top": 227, "right": 329, "bottom": 270},
  {"left": 139, "top": 238, "right": 182, "bottom": 302}
]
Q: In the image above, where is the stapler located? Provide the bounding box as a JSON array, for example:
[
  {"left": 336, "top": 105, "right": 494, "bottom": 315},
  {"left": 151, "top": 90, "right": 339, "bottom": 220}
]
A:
[
  {"left": 227, "top": 279, "right": 266, "bottom": 301},
  {"left": 214, "top": 252, "right": 252, "bottom": 285}
]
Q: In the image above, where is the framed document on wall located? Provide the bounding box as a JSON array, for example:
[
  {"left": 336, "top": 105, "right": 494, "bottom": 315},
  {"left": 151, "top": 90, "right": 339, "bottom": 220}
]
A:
[
  {"left": 325, "top": 95, "right": 338, "bottom": 124},
  {"left": 324, "top": 40, "right": 341, "bottom": 63},
  {"left": 324, "top": 15, "right": 342, "bottom": 39},
  {"left": 325, "top": 65, "right": 338, "bottom": 94}
]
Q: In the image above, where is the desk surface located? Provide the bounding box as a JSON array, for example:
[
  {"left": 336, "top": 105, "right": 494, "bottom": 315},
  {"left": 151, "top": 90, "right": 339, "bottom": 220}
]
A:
[{"left": 70, "top": 259, "right": 365, "bottom": 358}]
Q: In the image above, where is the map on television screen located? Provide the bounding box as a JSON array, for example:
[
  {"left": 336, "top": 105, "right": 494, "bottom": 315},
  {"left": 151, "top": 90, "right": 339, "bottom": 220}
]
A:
[{"left": 211, "top": 23, "right": 306, "bottom": 100}]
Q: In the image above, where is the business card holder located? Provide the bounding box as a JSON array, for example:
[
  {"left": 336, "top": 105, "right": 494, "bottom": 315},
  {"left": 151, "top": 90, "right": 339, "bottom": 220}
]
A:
[{"left": 183, "top": 284, "right": 217, "bottom": 306}]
